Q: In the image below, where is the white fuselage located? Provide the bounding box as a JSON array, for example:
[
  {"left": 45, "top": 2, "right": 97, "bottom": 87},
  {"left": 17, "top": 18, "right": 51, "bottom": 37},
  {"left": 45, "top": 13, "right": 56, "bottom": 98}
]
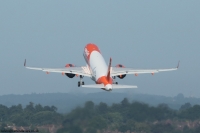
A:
[
  {"left": 83, "top": 44, "right": 113, "bottom": 90},
  {"left": 84, "top": 51, "right": 107, "bottom": 81}
]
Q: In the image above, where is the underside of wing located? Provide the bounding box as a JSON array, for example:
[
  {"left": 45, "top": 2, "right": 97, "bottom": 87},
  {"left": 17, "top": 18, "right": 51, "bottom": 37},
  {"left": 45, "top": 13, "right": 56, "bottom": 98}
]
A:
[
  {"left": 24, "top": 59, "right": 92, "bottom": 77},
  {"left": 26, "top": 66, "right": 92, "bottom": 77},
  {"left": 111, "top": 62, "right": 179, "bottom": 77},
  {"left": 24, "top": 58, "right": 91, "bottom": 77}
]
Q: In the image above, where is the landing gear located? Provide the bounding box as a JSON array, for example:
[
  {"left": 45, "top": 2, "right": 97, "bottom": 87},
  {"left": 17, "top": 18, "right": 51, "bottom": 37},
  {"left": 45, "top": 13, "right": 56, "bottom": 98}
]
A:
[
  {"left": 112, "top": 76, "right": 118, "bottom": 84},
  {"left": 112, "top": 82, "right": 118, "bottom": 84},
  {"left": 78, "top": 81, "right": 84, "bottom": 87},
  {"left": 78, "top": 75, "right": 84, "bottom": 87},
  {"left": 78, "top": 81, "right": 80, "bottom": 87}
]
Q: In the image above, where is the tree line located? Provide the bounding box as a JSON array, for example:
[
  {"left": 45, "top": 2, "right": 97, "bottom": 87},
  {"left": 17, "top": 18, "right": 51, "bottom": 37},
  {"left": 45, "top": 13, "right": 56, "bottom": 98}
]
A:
[
  {"left": 0, "top": 102, "right": 62, "bottom": 127},
  {"left": 1, "top": 98, "right": 200, "bottom": 133},
  {"left": 59, "top": 99, "right": 200, "bottom": 133}
]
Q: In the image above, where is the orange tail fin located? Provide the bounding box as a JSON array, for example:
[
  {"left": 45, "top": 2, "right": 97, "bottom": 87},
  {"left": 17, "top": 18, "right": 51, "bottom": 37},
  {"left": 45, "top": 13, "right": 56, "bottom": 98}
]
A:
[{"left": 107, "top": 58, "right": 112, "bottom": 81}]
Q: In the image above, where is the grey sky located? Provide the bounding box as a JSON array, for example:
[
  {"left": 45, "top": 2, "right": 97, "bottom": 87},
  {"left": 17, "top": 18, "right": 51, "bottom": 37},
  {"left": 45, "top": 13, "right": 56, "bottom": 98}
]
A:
[{"left": 0, "top": 1, "right": 199, "bottom": 97}]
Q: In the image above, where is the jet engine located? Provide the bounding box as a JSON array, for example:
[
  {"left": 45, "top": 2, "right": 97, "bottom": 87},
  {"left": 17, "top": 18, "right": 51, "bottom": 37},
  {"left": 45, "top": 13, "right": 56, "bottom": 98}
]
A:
[
  {"left": 116, "top": 64, "right": 126, "bottom": 79},
  {"left": 65, "top": 64, "right": 75, "bottom": 78}
]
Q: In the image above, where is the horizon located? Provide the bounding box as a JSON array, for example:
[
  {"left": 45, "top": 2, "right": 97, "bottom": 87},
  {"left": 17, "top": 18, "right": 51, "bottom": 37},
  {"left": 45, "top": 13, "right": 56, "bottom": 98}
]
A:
[{"left": 0, "top": 91, "right": 196, "bottom": 99}]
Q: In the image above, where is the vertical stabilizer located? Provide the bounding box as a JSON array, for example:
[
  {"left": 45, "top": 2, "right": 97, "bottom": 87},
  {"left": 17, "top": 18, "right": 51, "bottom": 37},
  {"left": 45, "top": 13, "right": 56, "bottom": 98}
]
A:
[{"left": 107, "top": 58, "right": 112, "bottom": 80}]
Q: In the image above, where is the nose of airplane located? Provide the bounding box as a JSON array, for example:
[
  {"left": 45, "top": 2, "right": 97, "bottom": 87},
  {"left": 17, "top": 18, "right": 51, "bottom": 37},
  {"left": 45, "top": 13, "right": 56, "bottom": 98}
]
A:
[{"left": 105, "top": 84, "right": 112, "bottom": 91}]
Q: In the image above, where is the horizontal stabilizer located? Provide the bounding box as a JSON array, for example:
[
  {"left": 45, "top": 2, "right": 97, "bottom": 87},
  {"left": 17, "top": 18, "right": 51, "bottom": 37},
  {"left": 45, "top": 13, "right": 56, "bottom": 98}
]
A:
[
  {"left": 81, "top": 84, "right": 137, "bottom": 89},
  {"left": 82, "top": 84, "right": 104, "bottom": 88},
  {"left": 112, "top": 84, "right": 137, "bottom": 89}
]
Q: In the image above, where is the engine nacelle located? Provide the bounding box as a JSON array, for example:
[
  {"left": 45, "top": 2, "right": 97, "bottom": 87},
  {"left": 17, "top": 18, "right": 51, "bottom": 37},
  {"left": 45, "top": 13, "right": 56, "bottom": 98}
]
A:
[
  {"left": 65, "top": 64, "right": 75, "bottom": 78},
  {"left": 116, "top": 64, "right": 126, "bottom": 79}
]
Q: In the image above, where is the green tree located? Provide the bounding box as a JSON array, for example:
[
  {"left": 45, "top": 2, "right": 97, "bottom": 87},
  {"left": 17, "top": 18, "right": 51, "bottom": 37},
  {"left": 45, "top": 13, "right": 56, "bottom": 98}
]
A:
[
  {"left": 180, "top": 103, "right": 192, "bottom": 111},
  {"left": 107, "top": 112, "right": 122, "bottom": 129},
  {"left": 85, "top": 127, "right": 97, "bottom": 133},
  {"left": 24, "top": 102, "right": 35, "bottom": 113},
  {"left": 180, "top": 105, "right": 200, "bottom": 120},
  {"left": 89, "top": 116, "right": 107, "bottom": 130},
  {"left": 121, "top": 98, "right": 129, "bottom": 107},
  {"left": 0, "top": 123, "right": 7, "bottom": 130},
  {"left": 43, "top": 106, "right": 52, "bottom": 111},
  {"left": 119, "top": 124, "right": 129, "bottom": 132},
  {"left": 97, "top": 102, "right": 108, "bottom": 114},
  {"left": 0, "top": 104, "right": 8, "bottom": 121},
  {"left": 126, "top": 102, "right": 149, "bottom": 121},
  {"left": 35, "top": 104, "right": 43, "bottom": 112},
  {"left": 151, "top": 123, "right": 174, "bottom": 133},
  {"left": 57, "top": 126, "right": 82, "bottom": 133},
  {"left": 84, "top": 101, "right": 94, "bottom": 110},
  {"left": 182, "top": 125, "right": 194, "bottom": 133},
  {"left": 10, "top": 114, "right": 28, "bottom": 126},
  {"left": 133, "top": 122, "right": 150, "bottom": 133},
  {"left": 32, "top": 111, "right": 61, "bottom": 125},
  {"left": 50, "top": 105, "right": 57, "bottom": 112},
  {"left": 82, "top": 101, "right": 95, "bottom": 118},
  {"left": 9, "top": 104, "right": 23, "bottom": 114},
  {"left": 195, "top": 126, "right": 200, "bottom": 133}
]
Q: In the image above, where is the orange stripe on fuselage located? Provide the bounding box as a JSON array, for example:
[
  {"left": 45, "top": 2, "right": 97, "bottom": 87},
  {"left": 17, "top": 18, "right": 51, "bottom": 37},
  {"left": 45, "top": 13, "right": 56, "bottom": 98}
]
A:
[
  {"left": 96, "top": 76, "right": 113, "bottom": 86},
  {"left": 84, "top": 43, "right": 101, "bottom": 61}
]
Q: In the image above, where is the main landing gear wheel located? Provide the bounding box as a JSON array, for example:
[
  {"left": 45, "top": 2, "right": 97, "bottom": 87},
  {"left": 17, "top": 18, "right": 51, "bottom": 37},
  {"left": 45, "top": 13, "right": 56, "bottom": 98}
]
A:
[
  {"left": 78, "top": 81, "right": 84, "bottom": 87},
  {"left": 78, "top": 75, "right": 84, "bottom": 87},
  {"left": 78, "top": 81, "right": 81, "bottom": 87}
]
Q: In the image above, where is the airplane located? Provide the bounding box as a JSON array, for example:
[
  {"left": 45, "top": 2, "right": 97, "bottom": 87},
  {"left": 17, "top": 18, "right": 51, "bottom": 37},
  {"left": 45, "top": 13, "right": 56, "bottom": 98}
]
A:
[{"left": 24, "top": 43, "right": 179, "bottom": 91}]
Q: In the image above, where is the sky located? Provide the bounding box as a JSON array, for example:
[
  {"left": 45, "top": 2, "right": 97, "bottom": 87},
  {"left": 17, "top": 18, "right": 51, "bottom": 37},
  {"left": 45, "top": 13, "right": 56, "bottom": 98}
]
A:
[{"left": 0, "top": 1, "right": 200, "bottom": 97}]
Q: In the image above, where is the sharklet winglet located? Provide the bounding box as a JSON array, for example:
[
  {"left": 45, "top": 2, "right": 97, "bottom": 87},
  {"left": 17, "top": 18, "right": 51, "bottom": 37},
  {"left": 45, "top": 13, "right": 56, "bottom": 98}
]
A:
[
  {"left": 24, "top": 59, "right": 26, "bottom": 67},
  {"left": 177, "top": 61, "right": 180, "bottom": 68}
]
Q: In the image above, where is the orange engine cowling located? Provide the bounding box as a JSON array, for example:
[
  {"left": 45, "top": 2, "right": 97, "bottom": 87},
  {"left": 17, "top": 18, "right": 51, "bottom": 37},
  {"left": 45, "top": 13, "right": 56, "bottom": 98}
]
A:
[
  {"left": 65, "top": 64, "right": 75, "bottom": 78},
  {"left": 116, "top": 64, "right": 126, "bottom": 79}
]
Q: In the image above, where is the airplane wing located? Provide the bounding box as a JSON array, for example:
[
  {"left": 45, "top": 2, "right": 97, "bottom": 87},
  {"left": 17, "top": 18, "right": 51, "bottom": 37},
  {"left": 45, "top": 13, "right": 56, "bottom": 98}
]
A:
[
  {"left": 24, "top": 60, "right": 92, "bottom": 77},
  {"left": 111, "top": 61, "right": 180, "bottom": 77},
  {"left": 82, "top": 84, "right": 137, "bottom": 89}
]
